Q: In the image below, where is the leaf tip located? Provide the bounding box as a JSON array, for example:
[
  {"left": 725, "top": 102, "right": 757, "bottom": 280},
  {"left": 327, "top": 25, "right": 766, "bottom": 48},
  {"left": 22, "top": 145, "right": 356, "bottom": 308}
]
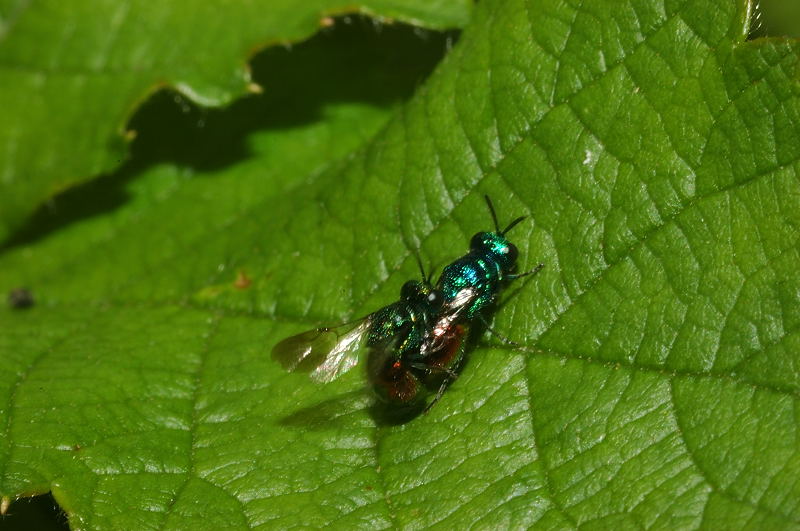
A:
[
  {"left": 247, "top": 82, "right": 263, "bottom": 94},
  {"left": 0, "top": 496, "right": 10, "bottom": 515}
]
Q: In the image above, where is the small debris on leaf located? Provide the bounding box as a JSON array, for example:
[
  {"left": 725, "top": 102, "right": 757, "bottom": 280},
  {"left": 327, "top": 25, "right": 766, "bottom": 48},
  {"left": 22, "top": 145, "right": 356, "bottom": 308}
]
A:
[
  {"left": 8, "top": 288, "right": 34, "bottom": 309},
  {"left": 234, "top": 271, "right": 252, "bottom": 290}
]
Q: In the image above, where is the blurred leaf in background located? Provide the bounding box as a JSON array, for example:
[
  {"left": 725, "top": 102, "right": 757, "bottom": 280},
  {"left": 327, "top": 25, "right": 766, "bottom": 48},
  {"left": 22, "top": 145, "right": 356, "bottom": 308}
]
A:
[{"left": 751, "top": 0, "right": 800, "bottom": 38}]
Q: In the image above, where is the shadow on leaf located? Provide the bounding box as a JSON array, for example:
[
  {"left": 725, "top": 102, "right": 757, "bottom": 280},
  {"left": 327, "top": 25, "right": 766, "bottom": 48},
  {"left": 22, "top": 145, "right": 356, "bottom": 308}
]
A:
[{"left": 277, "top": 389, "right": 431, "bottom": 429}]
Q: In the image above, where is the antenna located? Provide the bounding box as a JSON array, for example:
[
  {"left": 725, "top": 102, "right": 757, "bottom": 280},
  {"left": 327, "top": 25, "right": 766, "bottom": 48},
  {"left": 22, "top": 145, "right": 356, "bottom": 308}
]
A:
[
  {"left": 413, "top": 252, "right": 427, "bottom": 282},
  {"left": 485, "top": 194, "right": 527, "bottom": 235},
  {"left": 484, "top": 195, "right": 501, "bottom": 233},
  {"left": 502, "top": 216, "right": 527, "bottom": 235}
]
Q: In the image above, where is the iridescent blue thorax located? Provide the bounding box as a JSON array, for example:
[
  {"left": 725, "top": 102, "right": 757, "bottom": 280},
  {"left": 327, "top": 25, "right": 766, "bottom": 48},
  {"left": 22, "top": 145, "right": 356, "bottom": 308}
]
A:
[
  {"left": 365, "top": 279, "right": 445, "bottom": 406},
  {"left": 366, "top": 280, "right": 441, "bottom": 359},
  {"left": 366, "top": 300, "right": 434, "bottom": 356},
  {"left": 438, "top": 231, "right": 518, "bottom": 319}
]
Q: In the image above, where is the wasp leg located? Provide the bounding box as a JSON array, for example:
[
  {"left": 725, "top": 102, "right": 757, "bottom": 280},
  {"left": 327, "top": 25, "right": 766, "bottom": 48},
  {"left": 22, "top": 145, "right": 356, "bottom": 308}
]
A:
[
  {"left": 410, "top": 362, "right": 458, "bottom": 380},
  {"left": 423, "top": 378, "right": 452, "bottom": 414},
  {"left": 409, "top": 363, "right": 459, "bottom": 414},
  {"left": 507, "top": 262, "right": 544, "bottom": 280},
  {"left": 478, "top": 315, "right": 527, "bottom": 348}
]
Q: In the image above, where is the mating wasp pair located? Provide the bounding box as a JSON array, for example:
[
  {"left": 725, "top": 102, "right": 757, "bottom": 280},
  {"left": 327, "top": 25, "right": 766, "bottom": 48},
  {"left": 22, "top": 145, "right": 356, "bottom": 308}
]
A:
[{"left": 272, "top": 196, "right": 543, "bottom": 412}]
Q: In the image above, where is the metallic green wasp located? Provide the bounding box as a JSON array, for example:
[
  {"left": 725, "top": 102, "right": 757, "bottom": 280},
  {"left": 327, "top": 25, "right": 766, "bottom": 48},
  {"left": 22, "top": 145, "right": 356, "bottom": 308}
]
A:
[
  {"left": 273, "top": 196, "right": 542, "bottom": 412},
  {"left": 272, "top": 261, "right": 449, "bottom": 408},
  {"left": 418, "top": 196, "right": 544, "bottom": 409},
  {"left": 438, "top": 195, "right": 542, "bottom": 320}
]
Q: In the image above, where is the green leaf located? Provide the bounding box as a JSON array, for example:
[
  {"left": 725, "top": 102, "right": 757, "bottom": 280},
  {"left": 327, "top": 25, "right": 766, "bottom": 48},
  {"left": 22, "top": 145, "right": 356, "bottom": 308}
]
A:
[
  {"left": 0, "top": 0, "right": 471, "bottom": 242},
  {"left": 752, "top": 0, "right": 800, "bottom": 38},
  {"left": 2, "top": 0, "right": 800, "bottom": 528}
]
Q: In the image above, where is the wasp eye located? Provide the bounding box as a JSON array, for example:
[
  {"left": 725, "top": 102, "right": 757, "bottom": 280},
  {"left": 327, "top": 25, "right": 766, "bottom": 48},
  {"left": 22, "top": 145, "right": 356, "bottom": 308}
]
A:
[
  {"left": 400, "top": 280, "right": 420, "bottom": 300},
  {"left": 427, "top": 289, "right": 443, "bottom": 309},
  {"left": 506, "top": 243, "right": 519, "bottom": 263},
  {"left": 470, "top": 232, "right": 489, "bottom": 251}
]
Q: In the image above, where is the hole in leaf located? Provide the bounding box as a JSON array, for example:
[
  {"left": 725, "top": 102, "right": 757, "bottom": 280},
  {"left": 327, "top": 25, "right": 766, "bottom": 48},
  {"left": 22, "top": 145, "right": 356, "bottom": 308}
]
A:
[
  {"left": 2, "top": 15, "right": 458, "bottom": 252},
  {"left": 0, "top": 493, "right": 69, "bottom": 531}
]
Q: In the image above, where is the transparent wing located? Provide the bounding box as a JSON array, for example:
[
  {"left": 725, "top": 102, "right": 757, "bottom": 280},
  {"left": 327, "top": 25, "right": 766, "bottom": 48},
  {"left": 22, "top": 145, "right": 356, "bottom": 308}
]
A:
[
  {"left": 310, "top": 321, "right": 370, "bottom": 383},
  {"left": 271, "top": 319, "right": 371, "bottom": 383},
  {"left": 447, "top": 286, "right": 479, "bottom": 316},
  {"left": 423, "top": 287, "right": 477, "bottom": 355}
]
